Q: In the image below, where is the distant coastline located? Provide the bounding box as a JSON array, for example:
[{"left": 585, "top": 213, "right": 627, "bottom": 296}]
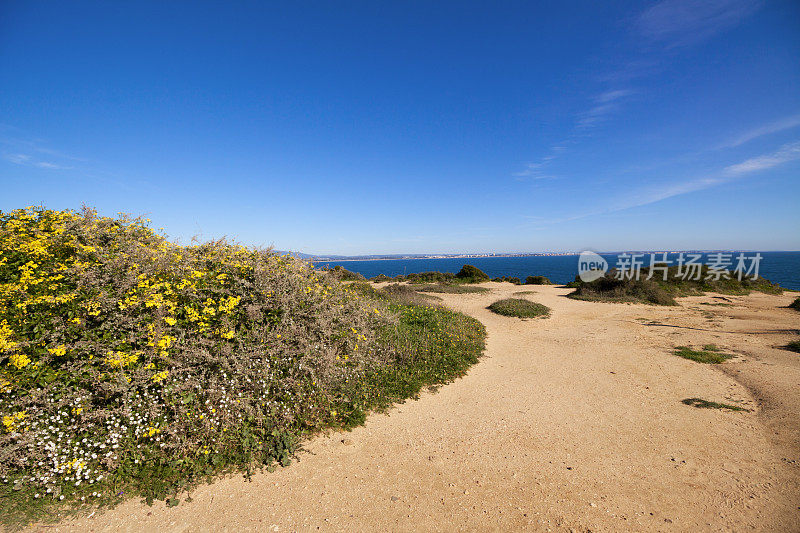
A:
[
  {"left": 311, "top": 253, "right": 580, "bottom": 262},
  {"left": 285, "top": 250, "right": 797, "bottom": 263}
]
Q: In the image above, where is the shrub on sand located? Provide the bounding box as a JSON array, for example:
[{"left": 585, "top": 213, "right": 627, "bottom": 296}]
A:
[{"left": 487, "top": 298, "right": 550, "bottom": 318}]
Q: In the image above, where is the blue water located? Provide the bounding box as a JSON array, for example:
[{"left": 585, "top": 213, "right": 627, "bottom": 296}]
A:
[{"left": 315, "top": 252, "right": 800, "bottom": 290}]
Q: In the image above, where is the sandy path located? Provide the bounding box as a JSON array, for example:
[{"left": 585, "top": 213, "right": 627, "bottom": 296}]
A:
[{"left": 47, "top": 284, "right": 800, "bottom": 532}]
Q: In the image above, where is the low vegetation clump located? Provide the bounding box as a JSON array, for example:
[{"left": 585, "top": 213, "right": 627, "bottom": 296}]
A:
[
  {"left": 673, "top": 345, "right": 734, "bottom": 364},
  {"left": 525, "top": 275, "right": 551, "bottom": 285},
  {"left": 681, "top": 398, "right": 748, "bottom": 411},
  {"left": 369, "top": 265, "right": 490, "bottom": 286},
  {"left": 321, "top": 265, "right": 365, "bottom": 281},
  {"left": 491, "top": 276, "right": 521, "bottom": 285},
  {"left": 487, "top": 298, "right": 551, "bottom": 318},
  {"left": 568, "top": 274, "right": 677, "bottom": 305},
  {"left": 789, "top": 297, "right": 800, "bottom": 311},
  {"left": 413, "top": 284, "right": 489, "bottom": 294},
  {"left": 0, "top": 207, "right": 486, "bottom": 526},
  {"left": 567, "top": 266, "right": 782, "bottom": 305},
  {"left": 369, "top": 283, "right": 442, "bottom": 307},
  {"left": 392, "top": 271, "right": 455, "bottom": 284},
  {"left": 785, "top": 339, "right": 800, "bottom": 353}
]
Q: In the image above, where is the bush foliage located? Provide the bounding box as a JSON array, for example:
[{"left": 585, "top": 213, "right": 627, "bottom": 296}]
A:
[
  {"left": 568, "top": 265, "right": 781, "bottom": 306},
  {"left": 491, "top": 276, "right": 521, "bottom": 285},
  {"left": 524, "top": 276, "right": 551, "bottom": 285},
  {"left": 0, "top": 207, "right": 486, "bottom": 524},
  {"left": 487, "top": 298, "right": 551, "bottom": 318},
  {"left": 321, "top": 265, "right": 365, "bottom": 281},
  {"left": 455, "top": 264, "right": 489, "bottom": 283}
]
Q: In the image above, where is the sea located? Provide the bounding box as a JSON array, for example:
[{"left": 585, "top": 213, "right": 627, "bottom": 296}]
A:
[{"left": 313, "top": 251, "right": 800, "bottom": 291}]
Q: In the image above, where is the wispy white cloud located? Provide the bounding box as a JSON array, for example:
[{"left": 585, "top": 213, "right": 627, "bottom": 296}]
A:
[
  {"left": 512, "top": 163, "right": 551, "bottom": 179},
  {"left": 2, "top": 152, "right": 70, "bottom": 170},
  {"left": 577, "top": 89, "right": 634, "bottom": 129},
  {"left": 530, "top": 140, "right": 800, "bottom": 225},
  {"left": 724, "top": 140, "right": 800, "bottom": 175},
  {"left": 721, "top": 113, "right": 800, "bottom": 148},
  {"left": 513, "top": 90, "right": 633, "bottom": 177},
  {"left": 636, "top": 0, "right": 763, "bottom": 48}
]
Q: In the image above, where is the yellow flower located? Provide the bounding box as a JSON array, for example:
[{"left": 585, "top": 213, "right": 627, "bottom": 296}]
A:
[
  {"left": 156, "top": 335, "right": 174, "bottom": 350},
  {"left": 0, "top": 321, "right": 18, "bottom": 353},
  {"left": 104, "top": 350, "right": 138, "bottom": 368},
  {"left": 8, "top": 353, "right": 31, "bottom": 369},
  {"left": 47, "top": 344, "right": 67, "bottom": 357},
  {"left": 152, "top": 370, "right": 169, "bottom": 383},
  {"left": 2, "top": 411, "right": 26, "bottom": 433},
  {"left": 164, "top": 317, "right": 177, "bottom": 326}
]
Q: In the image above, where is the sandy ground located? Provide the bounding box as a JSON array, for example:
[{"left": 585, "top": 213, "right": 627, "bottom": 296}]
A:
[{"left": 42, "top": 284, "right": 800, "bottom": 532}]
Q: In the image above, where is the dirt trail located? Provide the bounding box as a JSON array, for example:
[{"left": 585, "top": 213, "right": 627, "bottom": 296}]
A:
[{"left": 49, "top": 285, "right": 800, "bottom": 532}]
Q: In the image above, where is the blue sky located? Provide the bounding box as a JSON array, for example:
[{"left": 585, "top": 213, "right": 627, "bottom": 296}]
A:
[{"left": 1, "top": 0, "right": 799, "bottom": 254}]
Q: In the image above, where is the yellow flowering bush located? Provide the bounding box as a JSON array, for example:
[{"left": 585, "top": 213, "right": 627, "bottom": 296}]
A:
[
  {"left": 0, "top": 207, "right": 392, "bottom": 511},
  {"left": 0, "top": 206, "right": 485, "bottom": 524}
]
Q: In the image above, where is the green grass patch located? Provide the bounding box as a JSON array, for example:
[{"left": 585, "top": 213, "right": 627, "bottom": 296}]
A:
[
  {"left": 673, "top": 345, "right": 734, "bottom": 364},
  {"left": 413, "top": 284, "right": 490, "bottom": 294},
  {"left": 681, "top": 398, "right": 749, "bottom": 411},
  {"left": 487, "top": 298, "right": 551, "bottom": 318}
]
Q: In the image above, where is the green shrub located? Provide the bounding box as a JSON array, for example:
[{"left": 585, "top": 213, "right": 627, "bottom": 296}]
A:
[
  {"left": 568, "top": 273, "right": 677, "bottom": 305},
  {"left": 0, "top": 207, "right": 486, "bottom": 525},
  {"left": 786, "top": 340, "right": 800, "bottom": 353},
  {"left": 403, "top": 271, "right": 456, "bottom": 284},
  {"left": 524, "top": 275, "right": 551, "bottom": 285},
  {"left": 789, "top": 297, "right": 800, "bottom": 311},
  {"left": 673, "top": 345, "right": 734, "bottom": 364},
  {"left": 641, "top": 265, "right": 782, "bottom": 296},
  {"left": 379, "top": 283, "right": 442, "bottom": 306},
  {"left": 568, "top": 266, "right": 782, "bottom": 305},
  {"left": 491, "top": 276, "right": 522, "bottom": 285},
  {"left": 455, "top": 264, "right": 489, "bottom": 283},
  {"left": 322, "top": 265, "right": 365, "bottom": 281},
  {"left": 487, "top": 298, "right": 550, "bottom": 318}
]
